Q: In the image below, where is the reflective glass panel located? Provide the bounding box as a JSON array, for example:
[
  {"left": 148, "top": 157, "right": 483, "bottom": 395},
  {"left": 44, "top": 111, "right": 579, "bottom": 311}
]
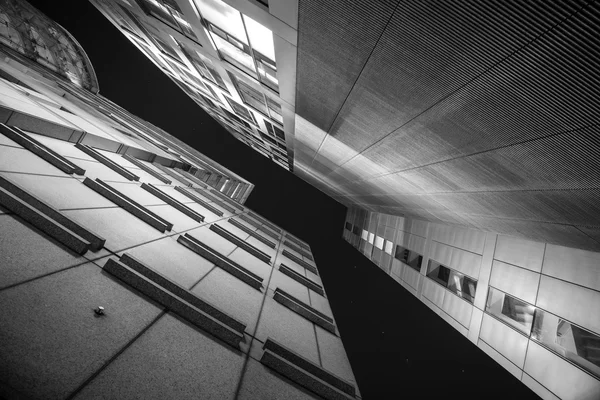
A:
[
  {"left": 243, "top": 15, "right": 275, "bottom": 61},
  {"left": 532, "top": 310, "right": 600, "bottom": 379},
  {"left": 195, "top": 0, "right": 247, "bottom": 44},
  {"left": 486, "top": 287, "right": 535, "bottom": 334}
]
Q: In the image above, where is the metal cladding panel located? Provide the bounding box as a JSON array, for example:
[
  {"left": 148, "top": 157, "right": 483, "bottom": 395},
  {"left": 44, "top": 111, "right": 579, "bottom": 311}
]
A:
[
  {"left": 295, "top": 0, "right": 399, "bottom": 131},
  {"left": 296, "top": 0, "right": 600, "bottom": 251},
  {"left": 327, "top": 0, "right": 568, "bottom": 152}
]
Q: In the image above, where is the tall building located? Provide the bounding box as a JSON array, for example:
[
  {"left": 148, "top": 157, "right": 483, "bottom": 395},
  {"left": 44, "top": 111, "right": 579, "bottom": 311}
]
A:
[
  {"left": 343, "top": 207, "right": 600, "bottom": 400},
  {"left": 90, "top": 0, "right": 600, "bottom": 255},
  {"left": 0, "top": 1, "right": 359, "bottom": 399}
]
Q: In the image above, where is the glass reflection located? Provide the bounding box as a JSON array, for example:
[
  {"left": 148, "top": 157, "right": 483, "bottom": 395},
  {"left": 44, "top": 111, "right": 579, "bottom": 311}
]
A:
[
  {"left": 485, "top": 287, "right": 534, "bottom": 334},
  {"left": 532, "top": 310, "right": 600, "bottom": 379}
]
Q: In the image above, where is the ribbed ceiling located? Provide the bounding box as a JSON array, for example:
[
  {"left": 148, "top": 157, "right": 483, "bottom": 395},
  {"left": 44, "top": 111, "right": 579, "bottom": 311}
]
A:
[{"left": 295, "top": 0, "right": 600, "bottom": 251}]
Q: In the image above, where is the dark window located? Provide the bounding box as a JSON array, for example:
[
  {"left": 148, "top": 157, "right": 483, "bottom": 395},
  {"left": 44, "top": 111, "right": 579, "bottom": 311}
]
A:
[
  {"left": 394, "top": 245, "right": 422, "bottom": 272},
  {"left": 427, "top": 260, "right": 477, "bottom": 304},
  {"left": 225, "top": 97, "right": 257, "bottom": 125}
]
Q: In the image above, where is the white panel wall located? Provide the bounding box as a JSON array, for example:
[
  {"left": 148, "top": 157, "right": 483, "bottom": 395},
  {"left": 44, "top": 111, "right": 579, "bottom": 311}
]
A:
[
  {"left": 441, "top": 292, "right": 472, "bottom": 328},
  {"left": 422, "top": 279, "right": 445, "bottom": 308},
  {"left": 401, "top": 265, "right": 421, "bottom": 292},
  {"left": 489, "top": 260, "right": 540, "bottom": 304},
  {"left": 543, "top": 244, "right": 600, "bottom": 292},
  {"left": 495, "top": 235, "right": 545, "bottom": 273},
  {"left": 524, "top": 341, "right": 600, "bottom": 400},
  {"left": 536, "top": 275, "right": 600, "bottom": 334},
  {"left": 429, "top": 242, "right": 482, "bottom": 279},
  {"left": 478, "top": 340, "right": 523, "bottom": 380},
  {"left": 479, "top": 314, "right": 529, "bottom": 368}
]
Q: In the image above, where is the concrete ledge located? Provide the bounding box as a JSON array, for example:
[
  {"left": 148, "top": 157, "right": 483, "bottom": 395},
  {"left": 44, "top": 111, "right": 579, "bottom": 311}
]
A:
[
  {"left": 279, "top": 264, "right": 324, "bottom": 296},
  {"left": 119, "top": 253, "right": 246, "bottom": 334},
  {"left": 274, "top": 288, "right": 336, "bottom": 334},
  {"left": 174, "top": 186, "right": 224, "bottom": 217},
  {"left": 228, "top": 218, "right": 276, "bottom": 249},
  {"left": 141, "top": 183, "right": 205, "bottom": 223},
  {"left": 261, "top": 338, "right": 356, "bottom": 399},
  {"left": 122, "top": 154, "right": 171, "bottom": 184},
  {"left": 177, "top": 233, "right": 263, "bottom": 290},
  {"left": 284, "top": 240, "right": 313, "bottom": 261},
  {"left": 0, "top": 175, "right": 105, "bottom": 252},
  {"left": 282, "top": 249, "right": 317, "bottom": 275},
  {"left": 0, "top": 124, "right": 85, "bottom": 175},
  {"left": 0, "top": 186, "right": 90, "bottom": 254},
  {"left": 83, "top": 178, "right": 172, "bottom": 232},
  {"left": 152, "top": 163, "right": 193, "bottom": 187},
  {"left": 75, "top": 143, "right": 140, "bottom": 181},
  {"left": 210, "top": 224, "right": 271, "bottom": 264},
  {"left": 104, "top": 258, "right": 244, "bottom": 349},
  {"left": 192, "top": 188, "right": 236, "bottom": 213},
  {"left": 239, "top": 214, "right": 280, "bottom": 240}
]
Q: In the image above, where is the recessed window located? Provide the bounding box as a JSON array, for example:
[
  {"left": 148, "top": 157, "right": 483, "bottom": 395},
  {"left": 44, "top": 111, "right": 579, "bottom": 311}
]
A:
[
  {"left": 265, "top": 120, "right": 284, "bottom": 140},
  {"left": 426, "top": 260, "right": 477, "bottom": 303},
  {"left": 486, "top": 287, "right": 535, "bottom": 334},
  {"left": 532, "top": 310, "right": 600, "bottom": 379},
  {"left": 134, "top": 0, "right": 178, "bottom": 28},
  {"left": 361, "top": 229, "right": 368, "bottom": 240},
  {"left": 374, "top": 236, "right": 384, "bottom": 250},
  {"left": 394, "top": 245, "right": 423, "bottom": 272},
  {"left": 225, "top": 96, "right": 257, "bottom": 125},
  {"left": 194, "top": 0, "right": 278, "bottom": 91}
]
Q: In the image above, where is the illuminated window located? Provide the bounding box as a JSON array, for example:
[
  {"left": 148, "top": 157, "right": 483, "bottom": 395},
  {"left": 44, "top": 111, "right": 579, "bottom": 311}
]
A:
[{"left": 194, "top": 0, "right": 278, "bottom": 91}]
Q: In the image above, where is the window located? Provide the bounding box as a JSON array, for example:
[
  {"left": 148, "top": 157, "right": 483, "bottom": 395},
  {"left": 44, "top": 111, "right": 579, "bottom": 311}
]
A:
[
  {"left": 265, "top": 120, "right": 284, "bottom": 140},
  {"left": 225, "top": 97, "right": 257, "bottom": 125},
  {"left": 150, "top": 34, "right": 182, "bottom": 62},
  {"left": 486, "top": 287, "right": 535, "bottom": 334},
  {"left": 426, "top": 260, "right": 477, "bottom": 303},
  {"left": 134, "top": 0, "right": 178, "bottom": 28},
  {"left": 532, "top": 310, "right": 600, "bottom": 379},
  {"left": 394, "top": 245, "right": 423, "bottom": 272},
  {"left": 194, "top": 0, "right": 278, "bottom": 91},
  {"left": 361, "top": 229, "right": 368, "bottom": 240},
  {"left": 374, "top": 236, "right": 384, "bottom": 250}
]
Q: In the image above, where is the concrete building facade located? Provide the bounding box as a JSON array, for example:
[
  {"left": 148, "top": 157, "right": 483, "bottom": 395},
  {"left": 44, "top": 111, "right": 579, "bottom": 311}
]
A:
[
  {"left": 0, "top": 2, "right": 358, "bottom": 398},
  {"left": 344, "top": 207, "right": 600, "bottom": 400}
]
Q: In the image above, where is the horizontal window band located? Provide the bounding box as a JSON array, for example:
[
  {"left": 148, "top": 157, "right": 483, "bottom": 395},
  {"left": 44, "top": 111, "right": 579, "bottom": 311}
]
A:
[
  {"left": 285, "top": 235, "right": 310, "bottom": 251},
  {"left": 104, "top": 258, "right": 243, "bottom": 349},
  {"left": 174, "top": 169, "right": 209, "bottom": 188},
  {"left": 74, "top": 143, "right": 140, "bottom": 181},
  {"left": 152, "top": 163, "right": 193, "bottom": 187},
  {"left": 174, "top": 186, "right": 224, "bottom": 216},
  {"left": 282, "top": 250, "right": 318, "bottom": 275},
  {"left": 274, "top": 288, "right": 336, "bottom": 334},
  {"left": 0, "top": 124, "right": 85, "bottom": 175},
  {"left": 249, "top": 212, "right": 281, "bottom": 233},
  {"left": 0, "top": 186, "right": 90, "bottom": 254},
  {"left": 210, "top": 223, "right": 271, "bottom": 264},
  {"left": 284, "top": 240, "right": 313, "bottom": 261},
  {"left": 192, "top": 188, "right": 236, "bottom": 213},
  {"left": 177, "top": 233, "right": 263, "bottom": 290},
  {"left": 83, "top": 178, "right": 172, "bottom": 232},
  {"left": 0, "top": 175, "right": 105, "bottom": 252},
  {"left": 279, "top": 264, "right": 324, "bottom": 296},
  {"left": 262, "top": 338, "right": 356, "bottom": 398},
  {"left": 122, "top": 154, "right": 171, "bottom": 184},
  {"left": 208, "top": 188, "right": 243, "bottom": 209},
  {"left": 119, "top": 253, "right": 246, "bottom": 334},
  {"left": 141, "top": 183, "right": 205, "bottom": 223},
  {"left": 228, "top": 218, "right": 276, "bottom": 249},
  {"left": 239, "top": 214, "right": 279, "bottom": 240}
]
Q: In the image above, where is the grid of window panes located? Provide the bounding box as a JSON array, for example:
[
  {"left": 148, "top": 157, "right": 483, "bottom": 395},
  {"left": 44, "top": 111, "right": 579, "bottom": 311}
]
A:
[
  {"left": 426, "top": 260, "right": 477, "bottom": 303},
  {"left": 394, "top": 245, "right": 422, "bottom": 272},
  {"left": 484, "top": 287, "right": 600, "bottom": 379},
  {"left": 134, "top": 0, "right": 200, "bottom": 43},
  {"left": 228, "top": 71, "right": 283, "bottom": 125},
  {"left": 193, "top": 0, "right": 279, "bottom": 92}
]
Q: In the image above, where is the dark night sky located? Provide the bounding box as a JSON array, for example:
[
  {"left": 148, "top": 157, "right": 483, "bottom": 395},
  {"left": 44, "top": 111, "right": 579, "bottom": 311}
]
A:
[{"left": 28, "top": 1, "right": 539, "bottom": 398}]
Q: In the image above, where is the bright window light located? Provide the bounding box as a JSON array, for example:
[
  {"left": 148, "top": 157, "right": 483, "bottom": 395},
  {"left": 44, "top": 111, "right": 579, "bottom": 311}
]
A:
[
  {"left": 195, "top": 0, "right": 247, "bottom": 44},
  {"left": 242, "top": 15, "right": 275, "bottom": 61}
]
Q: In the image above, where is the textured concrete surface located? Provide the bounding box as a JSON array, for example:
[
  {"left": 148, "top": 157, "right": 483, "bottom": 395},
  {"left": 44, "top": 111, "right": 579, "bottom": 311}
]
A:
[
  {"left": 73, "top": 313, "right": 245, "bottom": 400},
  {"left": 0, "top": 263, "right": 163, "bottom": 399}
]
